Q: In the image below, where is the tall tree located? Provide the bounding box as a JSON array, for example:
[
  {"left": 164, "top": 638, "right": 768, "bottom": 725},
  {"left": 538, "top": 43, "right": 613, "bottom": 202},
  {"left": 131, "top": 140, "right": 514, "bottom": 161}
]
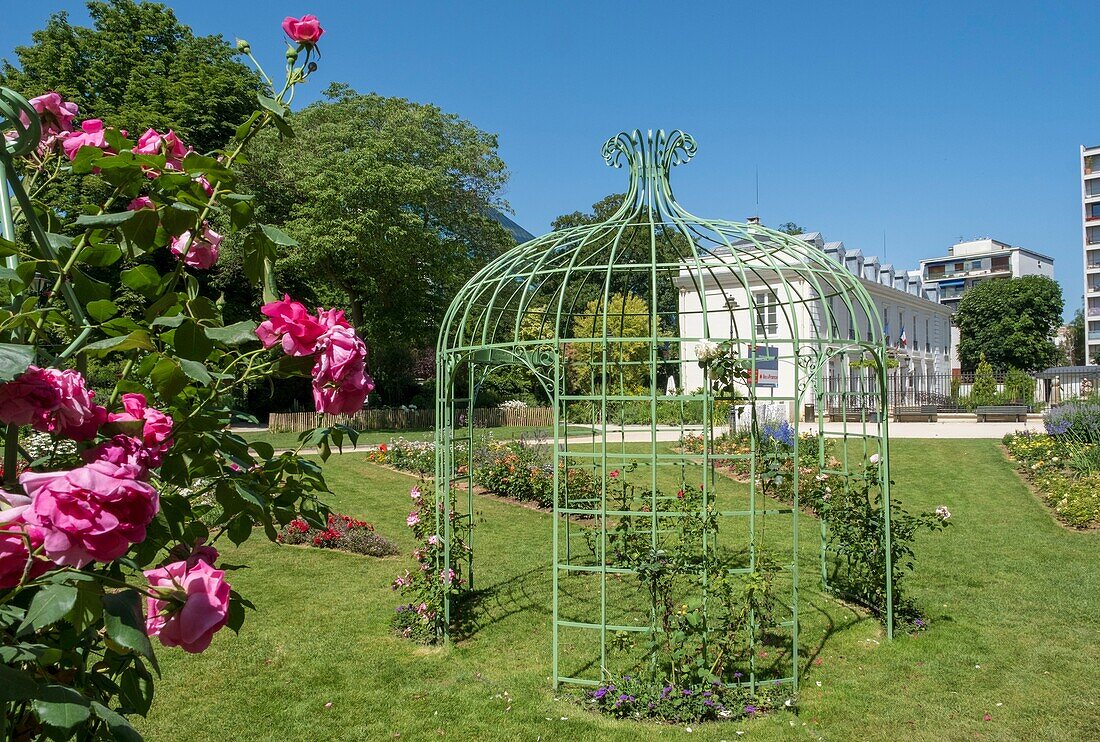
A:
[
  {"left": 1, "top": 0, "right": 257, "bottom": 154},
  {"left": 1068, "top": 308, "right": 1086, "bottom": 366},
  {"left": 229, "top": 84, "right": 514, "bottom": 400},
  {"left": 953, "top": 276, "right": 1064, "bottom": 372},
  {"left": 776, "top": 221, "right": 805, "bottom": 235}
]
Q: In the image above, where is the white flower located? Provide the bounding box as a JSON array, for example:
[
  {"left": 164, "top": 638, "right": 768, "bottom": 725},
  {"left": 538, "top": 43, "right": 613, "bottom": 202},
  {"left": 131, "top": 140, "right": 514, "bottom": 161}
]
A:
[
  {"left": 869, "top": 453, "right": 881, "bottom": 465},
  {"left": 694, "top": 340, "right": 721, "bottom": 362},
  {"left": 935, "top": 506, "right": 951, "bottom": 520},
  {"left": 815, "top": 472, "right": 828, "bottom": 482}
]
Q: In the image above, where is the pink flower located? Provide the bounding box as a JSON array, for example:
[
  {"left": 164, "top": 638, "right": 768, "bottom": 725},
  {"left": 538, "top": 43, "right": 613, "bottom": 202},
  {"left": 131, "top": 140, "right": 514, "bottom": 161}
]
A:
[
  {"left": 81, "top": 434, "right": 155, "bottom": 473},
  {"left": 315, "top": 307, "right": 350, "bottom": 333},
  {"left": 170, "top": 225, "right": 222, "bottom": 270},
  {"left": 440, "top": 568, "right": 457, "bottom": 586},
  {"left": 0, "top": 366, "right": 106, "bottom": 441},
  {"left": 282, "top": 15, "right": 325, "bottom": 45},
  {"left": 406, "top": 511, "right": 420, "bottom": 528},
  {"left": 181, "top": 542, "right": 219, "bottom": 569},
  {"left": 144, "top": 559, "right": 231, "bottom": 654},
  {"left": 0, "top": 490, "right": 49, "bottom": 588},
  {"left": 62, "top": 119, "right": 108, "bottom": 160},
  {"left": 427, "top": 534, "right": 440, "bottom": 546},
  {"left": 410, "top": 486, "right": 422, "bottom": 500},
  {"left": 609, "top": 470, "right": 619, "bottom": 479},
  {"left": 134, "top": 128, "right": 190, "bottom": 172},
  {"left": 0, "top": 366, "right": 62, "bottom": 427},
  {"left": 108, "top": 393, "right": 173, "bottom": 462},
  {"left": 127, "top": 196, "right": 154, "bottom": 211},
  {"left": 21, "top": 460, "right": 159, "bottom": 567},
  {"left": 13, "top": 92, "right": 80, "bottom": 153},
  {"left": 311, "top": 325, "right": 374, "bottom": 414},
  {"left": 255, "top": 295, "right": 325, "bottom": 356}
]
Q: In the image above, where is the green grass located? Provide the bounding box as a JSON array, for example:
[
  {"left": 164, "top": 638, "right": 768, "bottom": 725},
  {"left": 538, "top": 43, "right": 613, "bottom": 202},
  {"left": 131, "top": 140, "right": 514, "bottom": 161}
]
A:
[
  {"left": 137, "top": 440, "right": 1100, "bottom": 740},
  {"left": 241, "top": 425, "right": 595, "bottom": 451}
]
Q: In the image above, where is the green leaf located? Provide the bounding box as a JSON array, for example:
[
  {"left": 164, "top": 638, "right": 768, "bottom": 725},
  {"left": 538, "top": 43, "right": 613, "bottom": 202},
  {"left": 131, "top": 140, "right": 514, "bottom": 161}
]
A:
[
  {"left": 227, "top": 515, "right": 252, "bottom": 545},
  {"left": 90, "top": 701, "right": 142, "bottom": 742},
  {"left": 160, "top": 202, "right": 199, "bottom": 237},
  {"left": 67, "top": 581, "right": 104, "bottom": 634},
  {"left": 120, "top": 208, "right": 159, "bottom": 251},
  {"left": 87, "top": 299, "right": 119, "bottom": 323},
  {"left": 206, "top": 320, "right": 259, "bottom": 347},
  {"left": 150, "top": 314, "right": 186, "bottom": 329},
  {"left": 172, "top": 320, "right": 213, "bottom": 362},
  {"left": 78, "top": 242, "right": 124, "bottom": 267},
  {"left": 70, "top": 145, "right": 104, "bottom": 174},
  {"left": 83, "top": 330, "right": 154, "bottom": 357},
  {"left": 260, "top": 223, "right": 297, "bottom": 247},
  {"left": 74, "top": 210, "right": 136, "bottom": 228},
  {"left": 150, "top": 356, "right": 187, "bottom": 399},
  {"left": 118, "top": 664, "right": 154, "bottom": 716},
  {"left": 235, "top": 111, "right": 262, "bottom": 141},
  {"left": 103, "top": 591, "right": 157, "bottom": 663},
  {"left": 256, "top": 93, "right": 288, "bottom": 117},
  {"left": 121, "top": 265, "right": 162, "bottom": 295},
  {"left": 33, "top": 685, "right": 91, "bottom": 736},
  {"left": 0, "top": 235, "right": 20, "bottom": 257},
  {"left": 0, "top": 663, "right": 38, "bottom": 702},
  {"left": 0, "top": 342, "right": 35, "bottom": 382},
  {"left": 18, "top": 584, "right": 78, "bottom": 635},
  {"left": 178, "top": 358, "right": 213, "bottom": 385},
  {"left": 70, "top": 267, "right": 112, "bottom": 302}
]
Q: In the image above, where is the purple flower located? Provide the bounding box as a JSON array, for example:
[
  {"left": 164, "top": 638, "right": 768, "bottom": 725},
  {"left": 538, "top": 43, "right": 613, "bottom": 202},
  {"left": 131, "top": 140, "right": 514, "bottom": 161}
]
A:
[
  {"left": 704, "top": 699, "right": 715, "bottom": 707},
  {"left": 915, "top": 618, "right": 926, "bottom": 628},
  {"left": 592, "top": 687, "right": 608, "bottom": 700},
  {"left": 733, "top": 671, "right": 743, "bottom": 680},
  {"left": 745, "top": 704, "right": 758, "bottom": 716},
  {"left": 682, "top": 689, "right": 693, "bottom": 696}
]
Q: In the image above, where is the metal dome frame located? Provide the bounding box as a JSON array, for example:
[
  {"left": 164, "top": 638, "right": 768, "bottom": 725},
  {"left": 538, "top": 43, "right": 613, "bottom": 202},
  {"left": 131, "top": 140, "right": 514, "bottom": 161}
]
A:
[{"left": 433, "top": 129, "right": 893, "bottom": 694}]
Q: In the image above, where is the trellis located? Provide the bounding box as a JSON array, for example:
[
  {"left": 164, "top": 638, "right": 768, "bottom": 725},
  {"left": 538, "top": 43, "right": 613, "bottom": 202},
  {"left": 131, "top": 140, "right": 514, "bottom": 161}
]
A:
[{"left": 433, "top": 129, "right": 893, "bottom": 693}]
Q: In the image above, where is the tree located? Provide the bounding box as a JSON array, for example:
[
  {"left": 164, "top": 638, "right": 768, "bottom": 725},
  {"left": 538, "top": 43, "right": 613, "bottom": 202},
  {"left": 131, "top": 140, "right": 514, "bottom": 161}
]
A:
[
  {"left": 953, "top": 276, "right": 1064, "bottom": 372},
  {"left": 776, "top": 221, "right": 805, "bottom": 235},
  {"left": 1, "top": 0, "right": 258, "bottom": 154},
  {"left": 1068, "top": 308, "right": 1086, "bottom": 366},
  {"left": 229, "top": 84, "right": 514, "bottom": 402},
  {"left": 570, "top": 292, "right": 667, "bottom": 390},
  {"left": 970, "top": 354, "right": 997, "bottom": 406}
]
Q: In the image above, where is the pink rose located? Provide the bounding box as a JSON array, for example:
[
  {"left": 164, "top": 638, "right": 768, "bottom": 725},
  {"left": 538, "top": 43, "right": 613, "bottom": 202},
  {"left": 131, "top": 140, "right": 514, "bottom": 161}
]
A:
[
  {"left": 81, "top": 434, "right": 155, "bottom": 473},
  {"left": 0, "top": 490, "right": 49, "bottom": 588},
  {"left": 127, "top": 196, "right": 154, "bottom": 211},
  {"left": 0, "top": 366, "right": 62, "bottom": 427},
  {"left": 62, "top": 119, "right": 109, "bottom": 160},
  {"left": 167, "top": 539, "right": 219, "bottom": 569},
  {"left": 315, "top": 307, "right": 350, "bottom": 333},
  {"left": 311, "top": 325, "right": 374, "bottom": 414},
  {"left": 255, "top": 295, "right": 325, "bottom": 356},
  {"left": 144, "top": 559, "right": 230, "bottom": 654},
  {"left": 282, "top": 15, "right": 325, "bottom": 45},
  {"left": 0, "top": 366, "right": 106, "bottom": 440},
  {"left": 110, "top": 393, "right": 173, "bottom": 450},
  {"left": 43, "top": 368, "right": 107, "bottom": 440},
  {"left": 170, "top": 225, "right": 222, "bottom": 270},
  {"left": 21, "top": 460, "right": 159, "bottom": 567},
  {"left": 14, "top": 92, "right": 79, "bottom": 153},
  {"left": 134, "top": 128, "right": 190, "bottom": 171}
]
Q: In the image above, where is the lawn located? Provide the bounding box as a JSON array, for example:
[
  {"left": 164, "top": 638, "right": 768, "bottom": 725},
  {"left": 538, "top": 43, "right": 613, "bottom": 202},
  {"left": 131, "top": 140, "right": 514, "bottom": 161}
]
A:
[{"left": 136, "top": 440, "right": 1100, "bottom": 740}]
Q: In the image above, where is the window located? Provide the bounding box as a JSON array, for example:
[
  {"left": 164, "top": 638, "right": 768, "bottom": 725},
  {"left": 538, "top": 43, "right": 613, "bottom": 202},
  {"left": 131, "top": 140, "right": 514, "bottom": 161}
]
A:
[
  {"left": 753, "top": 291, "right": 778, "bottom": 335},
  {"left": 991, "top": 255, "right": 1010, "bottom": 271},
  {"left": 1087, "top": 154, "right": 1099, "bottom": 175},
  {"left": 927, "top": 264, "right": 945, "bottom": 278},
  {"left": 1089, "top": 203, "right": 1100, "bottom": 219},
  {"left": 970, "top": 260, "right": 983, "bottom": 270}
]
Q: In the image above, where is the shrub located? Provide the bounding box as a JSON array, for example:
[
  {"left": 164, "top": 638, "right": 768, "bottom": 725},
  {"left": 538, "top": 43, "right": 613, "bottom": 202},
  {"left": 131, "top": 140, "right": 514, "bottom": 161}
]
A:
[
  {"left": 970, "top": 354, "right": 997, "bottom": 407},
  {"left": 278, "top": 513, "right": 398, "bottom": 557},
  {"left": 367, "top": 437, "right": 440, "bottom": 474},
  {"left": 1044, "top": 402, "right": 1100, "bottom": 442}
]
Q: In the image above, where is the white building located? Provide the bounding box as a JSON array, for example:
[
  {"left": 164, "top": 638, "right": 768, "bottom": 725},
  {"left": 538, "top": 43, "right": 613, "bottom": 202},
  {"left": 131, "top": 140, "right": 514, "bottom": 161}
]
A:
[
  {"left": 919, "top": 238, "right": 1054, "bottom": 309},
  {"left": 1083, "top": 145, "right": 1100, "bottom": 364},
  {"left": 676, "top": 230, "right": 955, "bottom": 419}
]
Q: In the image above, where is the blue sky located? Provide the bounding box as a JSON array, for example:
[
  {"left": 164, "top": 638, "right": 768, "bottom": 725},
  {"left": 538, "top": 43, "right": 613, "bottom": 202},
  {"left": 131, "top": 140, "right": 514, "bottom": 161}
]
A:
[{"left": 3, "top": 1, "right": 1095, "bottom": 316}]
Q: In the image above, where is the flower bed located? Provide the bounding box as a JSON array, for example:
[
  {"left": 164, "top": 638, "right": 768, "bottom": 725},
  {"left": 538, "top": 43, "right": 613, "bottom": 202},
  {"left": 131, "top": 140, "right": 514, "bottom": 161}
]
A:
[
  {"left": 365, "top": 437, "right": 440, "bottom": 475},
  {"left": 1004, "top": 430, "right": 1100, "bottom": 528},
  {"left": 586, "top": 676, "right": 782, "bottom": 722},
  {"left": 277, "top": 513, "right": 398, "bottom": 556}
]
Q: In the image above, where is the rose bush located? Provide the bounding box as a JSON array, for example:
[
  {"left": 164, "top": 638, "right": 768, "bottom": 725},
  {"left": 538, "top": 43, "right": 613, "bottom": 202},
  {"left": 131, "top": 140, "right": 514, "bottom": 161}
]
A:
[{"left": 0, "top": 17, "right": 360, "bottom": 740}]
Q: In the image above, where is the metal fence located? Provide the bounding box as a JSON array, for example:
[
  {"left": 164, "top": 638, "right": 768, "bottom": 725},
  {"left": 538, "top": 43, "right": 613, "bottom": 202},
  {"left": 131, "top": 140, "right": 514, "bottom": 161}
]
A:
[{"left": 820, "top": 370, "right": 1100, "bottom": 413}]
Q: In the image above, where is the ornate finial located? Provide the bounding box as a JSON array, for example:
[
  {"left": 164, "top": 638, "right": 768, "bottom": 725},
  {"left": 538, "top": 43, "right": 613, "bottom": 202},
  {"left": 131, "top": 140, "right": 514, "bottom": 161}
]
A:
[
  {"left": 0, "top": 88, "right": 42, "bottom": 159},
  {"left": 601, "top": 129, "right": 697, "bottom": 216}
]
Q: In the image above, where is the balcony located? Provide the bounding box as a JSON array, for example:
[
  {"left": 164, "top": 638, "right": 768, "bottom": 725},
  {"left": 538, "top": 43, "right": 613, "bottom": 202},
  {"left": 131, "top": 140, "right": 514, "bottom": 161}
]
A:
[{"left": 1090, "top": 330, "right": 1100, "bottom": 341}]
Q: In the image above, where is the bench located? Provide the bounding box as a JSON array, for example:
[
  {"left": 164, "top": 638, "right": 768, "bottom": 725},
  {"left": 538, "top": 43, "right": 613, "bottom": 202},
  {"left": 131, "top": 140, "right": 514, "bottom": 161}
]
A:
[
  {"left": 975, "top": 405, "right": 1027, "bottom": 422},
  {"left": 828, "top": 408, "right": 878, "bottom": 423},
  {"left": 893, "top": 405, "right": 938, "bottom": 422}
]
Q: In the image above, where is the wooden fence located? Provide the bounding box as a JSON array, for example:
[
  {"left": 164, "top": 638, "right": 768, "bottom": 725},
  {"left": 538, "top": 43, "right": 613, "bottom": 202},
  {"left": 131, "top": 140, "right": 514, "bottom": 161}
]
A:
[{"left": 267, "top": 406, "right": 555, "bottom": 433}]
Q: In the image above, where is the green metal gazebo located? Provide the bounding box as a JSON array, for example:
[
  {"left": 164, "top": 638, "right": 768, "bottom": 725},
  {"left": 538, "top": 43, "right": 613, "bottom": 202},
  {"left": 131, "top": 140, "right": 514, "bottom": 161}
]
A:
[{"left": 433, "top": 129, "right": 893, "bottom": 692}]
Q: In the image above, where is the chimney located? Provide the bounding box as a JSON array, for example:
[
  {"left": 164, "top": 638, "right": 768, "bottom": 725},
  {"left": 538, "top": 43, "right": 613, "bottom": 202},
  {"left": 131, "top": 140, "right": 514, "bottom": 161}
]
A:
[{"left": 747, "top": 216, "right": 761, "bottom": 225}]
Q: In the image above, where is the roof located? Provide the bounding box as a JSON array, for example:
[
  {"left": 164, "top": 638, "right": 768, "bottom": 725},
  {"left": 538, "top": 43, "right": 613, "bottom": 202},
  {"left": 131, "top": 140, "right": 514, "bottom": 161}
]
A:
[{"left": 486, "top": 207, "right": 536, "bottom": 243}]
